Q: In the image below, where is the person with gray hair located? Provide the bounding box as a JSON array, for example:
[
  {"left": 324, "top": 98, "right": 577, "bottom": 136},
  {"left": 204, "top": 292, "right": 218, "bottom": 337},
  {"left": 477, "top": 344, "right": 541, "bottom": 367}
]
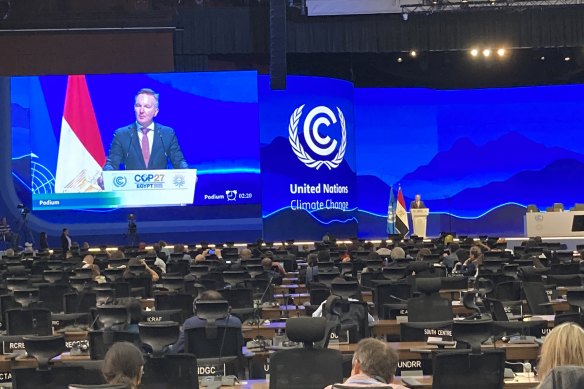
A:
[
  {"left": 240, "top": 248, "right": 252, "bottom": 260},
  {"left": 390, "top": 247, "right": 406, "bottom": 261},
  {"left": 324, "top": 338, "right": 407, "bottom": 388}
]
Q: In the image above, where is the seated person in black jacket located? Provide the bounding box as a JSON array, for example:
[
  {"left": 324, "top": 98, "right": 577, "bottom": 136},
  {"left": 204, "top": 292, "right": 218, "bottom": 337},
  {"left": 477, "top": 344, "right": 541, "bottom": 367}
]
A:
[{"left": 168, "top": 290, "right": 243, "bottom": 354}]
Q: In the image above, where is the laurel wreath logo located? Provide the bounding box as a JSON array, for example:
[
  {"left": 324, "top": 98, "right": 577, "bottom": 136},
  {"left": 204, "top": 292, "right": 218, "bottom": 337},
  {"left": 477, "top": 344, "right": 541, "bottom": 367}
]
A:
[{"left": 288, "top": 104, "right": 347, "bottom": 170}]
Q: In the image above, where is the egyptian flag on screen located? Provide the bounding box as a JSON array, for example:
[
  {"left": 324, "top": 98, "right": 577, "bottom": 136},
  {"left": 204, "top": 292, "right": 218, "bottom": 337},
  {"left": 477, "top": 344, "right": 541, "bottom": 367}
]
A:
[
  {"left": 54, "top": 75, "right": 106, "bottom": 193},
  {"left": 395, "top": 186, "right": 409, "bottom": 236}
]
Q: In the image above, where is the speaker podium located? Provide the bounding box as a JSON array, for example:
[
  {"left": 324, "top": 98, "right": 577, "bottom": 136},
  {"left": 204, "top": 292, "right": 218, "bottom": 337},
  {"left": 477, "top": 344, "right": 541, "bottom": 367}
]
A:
[{"left": 411, "top": 208, "right": 429, "bottom": 238}]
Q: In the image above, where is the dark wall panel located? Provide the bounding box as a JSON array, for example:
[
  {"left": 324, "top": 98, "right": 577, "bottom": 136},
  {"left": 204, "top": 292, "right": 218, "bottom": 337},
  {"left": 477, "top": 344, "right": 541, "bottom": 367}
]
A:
[{"left": 0, "top": 30, "right": 174, "bottom": 76}]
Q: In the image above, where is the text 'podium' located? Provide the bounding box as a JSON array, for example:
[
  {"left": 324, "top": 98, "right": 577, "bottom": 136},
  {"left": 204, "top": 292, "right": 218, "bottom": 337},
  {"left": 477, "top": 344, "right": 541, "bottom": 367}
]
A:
[{"left": 411, "top": 208, "right": 429, "bottom": 238}]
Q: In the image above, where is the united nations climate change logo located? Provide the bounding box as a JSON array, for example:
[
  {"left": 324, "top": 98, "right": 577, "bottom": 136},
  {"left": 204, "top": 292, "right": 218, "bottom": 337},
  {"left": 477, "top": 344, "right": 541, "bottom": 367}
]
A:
[
  {"left": 173, "top": 175, "right": 186, "bottom": 188},
  {"left": 113, "top": 176, "right": 127, "bottom": 188},
  {"left": 288, "top": 105, "right": 347, "bottom": 170}
]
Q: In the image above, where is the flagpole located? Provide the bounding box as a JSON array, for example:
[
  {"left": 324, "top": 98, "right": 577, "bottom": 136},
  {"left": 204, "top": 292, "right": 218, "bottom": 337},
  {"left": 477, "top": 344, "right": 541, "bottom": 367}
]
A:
[{"left": 392, "top": 187, "right": 395, "bottom": 235}]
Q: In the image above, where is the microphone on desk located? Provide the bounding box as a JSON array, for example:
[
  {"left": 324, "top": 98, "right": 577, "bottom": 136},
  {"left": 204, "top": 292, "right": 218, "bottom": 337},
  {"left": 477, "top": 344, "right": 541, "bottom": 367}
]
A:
[
  {"left": 249, "top": 274, "right": 274, "bottom": 327},
  {"left": 389, "top": 295, "right": 407, "bottom": 302},
  {"left": 505, "top": 361, "right": 532, "bottom": 376}
]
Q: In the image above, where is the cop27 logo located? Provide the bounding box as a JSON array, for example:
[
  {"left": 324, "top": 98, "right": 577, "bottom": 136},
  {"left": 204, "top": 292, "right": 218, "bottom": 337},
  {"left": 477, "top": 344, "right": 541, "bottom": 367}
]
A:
[{"left": 288, "top": 105, "right": 347, "bottom": 170}]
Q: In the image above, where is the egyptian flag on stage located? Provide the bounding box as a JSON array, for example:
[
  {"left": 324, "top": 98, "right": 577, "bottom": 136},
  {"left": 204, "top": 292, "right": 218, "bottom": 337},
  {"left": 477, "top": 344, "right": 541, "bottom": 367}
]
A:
[
  {"left": 54, "top": 75, "right": 106, "bottom": 193},
  {"left": 395, "top": 185, "right": 409, "bottom": 236}
]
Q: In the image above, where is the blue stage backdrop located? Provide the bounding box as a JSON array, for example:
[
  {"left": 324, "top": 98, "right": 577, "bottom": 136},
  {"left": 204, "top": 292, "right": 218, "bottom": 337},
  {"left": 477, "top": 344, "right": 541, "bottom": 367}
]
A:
[
  {"left": 259, "top": 75, "right": 358, "bottom": 241},
  {"left": 354, "top": 85, "right": 584, "bottom": 238},
  {"left": 7, "top": 72, "right": 584, "bottom": 243}
]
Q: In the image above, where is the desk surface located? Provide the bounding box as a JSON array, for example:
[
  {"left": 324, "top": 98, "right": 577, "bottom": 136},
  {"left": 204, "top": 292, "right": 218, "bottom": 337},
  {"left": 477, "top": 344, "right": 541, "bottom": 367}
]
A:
[
  {"left": 329, "top": 341, "right": 540, "bottom": 359},
  {"left": 244, "top": 340, "right": 540, "bottom": 361},
  {"left": 223, "top": 374, "right": 539, "bottom": 389}
]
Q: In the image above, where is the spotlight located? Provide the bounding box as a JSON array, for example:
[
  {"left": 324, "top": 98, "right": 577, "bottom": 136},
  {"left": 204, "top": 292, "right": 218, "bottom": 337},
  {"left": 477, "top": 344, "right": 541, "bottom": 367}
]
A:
[
  {"left": 540, "top": 56, "right": 545, "bottom": 61},
  {"left": 402, "top": 12, "right": 409, "bottom": 21},
  {"left": 483, "top": 49, "right": 491, "bottom": 57},
  {"left": 564, "top": 56, "right": 571, "bottom": 61},
  {"left": 409, "top": 50, "right": 417, "bottom": 58},
  {"left": 397, "top": 57, "right": 403, "bottom": 63},
  {"left": 497, "top": 48, "right": 506, "bottom": 57},
  {"left": 470, "top": 49, "right": 479, "bottom": 57}
]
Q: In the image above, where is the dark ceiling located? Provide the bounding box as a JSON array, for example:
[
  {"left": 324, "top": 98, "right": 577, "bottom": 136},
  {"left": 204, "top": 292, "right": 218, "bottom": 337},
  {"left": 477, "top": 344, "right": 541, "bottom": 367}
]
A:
[{"left": 1, "top": 1, "right": 584, "bottom": 88}]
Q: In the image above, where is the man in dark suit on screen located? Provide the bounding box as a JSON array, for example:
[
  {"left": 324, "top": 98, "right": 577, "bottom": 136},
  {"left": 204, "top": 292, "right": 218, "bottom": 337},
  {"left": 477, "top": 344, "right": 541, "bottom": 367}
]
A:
[
  {"left": 410, "top": 194, "right": 426, "bottom": 209},
  {"left": 103, "top": 88, "right": 188, "bottom": 171}
]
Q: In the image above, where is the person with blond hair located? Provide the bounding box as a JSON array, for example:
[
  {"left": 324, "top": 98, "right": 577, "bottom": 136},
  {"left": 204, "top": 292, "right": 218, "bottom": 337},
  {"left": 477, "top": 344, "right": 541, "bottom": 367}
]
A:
[{"left": 537, "top": 322, "right": 584, "bottom": 387}]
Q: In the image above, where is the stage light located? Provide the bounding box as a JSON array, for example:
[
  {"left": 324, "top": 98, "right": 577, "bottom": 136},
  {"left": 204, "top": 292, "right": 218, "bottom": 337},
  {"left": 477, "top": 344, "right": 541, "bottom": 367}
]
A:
[
  {"left": 540, "top": 56, "right": 545, "bottom": 61},
  {"left": 564, "top": 56, "right": 571, "bottom": 61},
  {"left": 409, "top": 50, "right": 417, "bottom": 58},
  {"left": 497, "top": 48, "right": 506, "bottom": 57},
  {"left": 483, "top": 49, "right": 491, "bottom": 57},
  {"left": 397, "top": 57, "right": 403, "bottom": 63},
  {"left": 470, "top": 49, "right": 479, "bottom": 57}
]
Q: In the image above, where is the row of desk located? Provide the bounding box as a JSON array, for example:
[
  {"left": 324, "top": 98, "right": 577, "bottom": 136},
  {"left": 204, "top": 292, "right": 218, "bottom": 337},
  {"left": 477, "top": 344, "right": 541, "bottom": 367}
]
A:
[
  {"left": 223, "top": 374, "right": 540, "bottom": 389},
  {"left": 243, "top": 339, "right": 541, "bottom": 362},
  {"left": 257, "top": 299, "right": 570, "bottom": 320},
  {"left": 244, "top": 315, "right": 556, "bottom": 340}
]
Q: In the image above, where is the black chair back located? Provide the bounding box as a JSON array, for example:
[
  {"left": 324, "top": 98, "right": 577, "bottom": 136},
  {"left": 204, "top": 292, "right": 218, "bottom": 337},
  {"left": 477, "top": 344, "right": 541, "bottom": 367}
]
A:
[
  {"left": 407, "top": 288, "right": 453, "bottom": 323},
  {"left": 431, "top": 349, "right": 505, "bottom": 389},
  {"left": 184, "top": 325, "right": 242, "bottom": 358},
  {"left": 547, "top": 274, "right": 582, "bottom": 287},
  {"left": 6, "top": 308, "right": 52, "bottom": 336},
  {"left": 452, "top": 319, "right": 493, "bottom": 353},
  {"left": 491, "top": 320, "right": 548, "bottom": 340},
  {"left": 567, "top": 290, "right": 584, "bottom": 311},
  {"left": 12, "top": 366, "right": 87, "bottom": 389},
  {"left": 154, "top": 293, "right": 195, "bottom": 323},
  {"left": 483, "top": 298, "right": 509, "bottom": 322},
  {"left": 43, "top": 270, "right": 66, "bottom": 284},
  {"left": 38, "top": 284, "right": 71, "bottom": 314},
  {"left": 522, "top": 282, "right": 553, "bottom": 315},
  {"left": 139, "top": 321, "right": 180, "bottom": 355},
  {"left": 23, "top": 334, "right": 65, "bottom": 369},
  {"left": 141, "top": 354, "right": 199, "bottom": 389},
  {"left": 102, "top": 268, "right": 124, "bottom": 282},
  {"left": 269, "top": 317, "right": 343, "bottom": 389},
  {"left": 372, "top": 281, "right": 412, "bottom": 318},
  {"left": 160, "top": 275, "right": 186, "bottom": 292},
  {"left": 88, "top": 330, "right": 141, "bottom": 360},
  {"left": 13, "top": 288, "right": 40, "bottom": 308},
  {"left": 95, "top": 305, "right": 129, "bottom": 330},
  {"left": 439, "top": 276, "right": 468, "bottom": 290},
  {"left": 166, "top": 260, "right": 190, "bottom": 276}
]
